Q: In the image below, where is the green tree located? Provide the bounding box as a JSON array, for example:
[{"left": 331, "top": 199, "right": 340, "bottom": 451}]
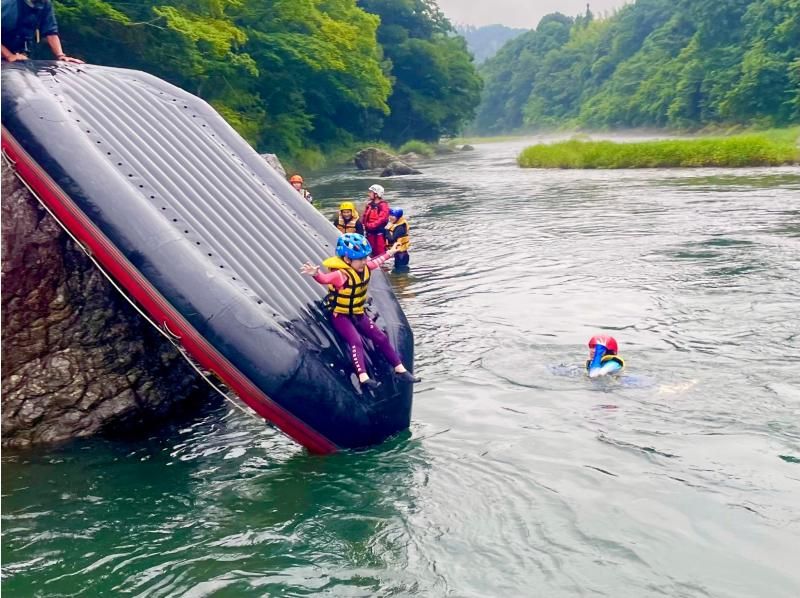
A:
[
  {"left": 54, "top": 0, "right": 391, "bottom": 155},
  {"left": 358, "top": 0, "right": 483, "bottom": 143}
]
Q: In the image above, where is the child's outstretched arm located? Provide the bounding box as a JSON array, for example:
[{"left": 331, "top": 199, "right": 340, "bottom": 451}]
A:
[
  {"left": 300, "top": 262, "right": 347, "bottom": 288},
  {"left": 366, "top": 243, "right": 399, "bottom": 270}
]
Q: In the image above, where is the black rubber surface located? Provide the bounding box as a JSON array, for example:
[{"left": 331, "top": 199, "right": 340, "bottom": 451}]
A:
[{"left": 1, "top": 62, "right": 414, "bottom": 450}]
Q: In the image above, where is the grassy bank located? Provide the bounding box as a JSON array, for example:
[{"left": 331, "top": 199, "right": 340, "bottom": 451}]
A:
[{"left": 517, "top": 128, "right": 800, "bottom": 169}]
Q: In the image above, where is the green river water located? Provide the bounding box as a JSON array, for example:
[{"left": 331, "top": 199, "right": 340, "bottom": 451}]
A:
[{"left": 3, "top": 137, "right": 800, "bottom": 597}]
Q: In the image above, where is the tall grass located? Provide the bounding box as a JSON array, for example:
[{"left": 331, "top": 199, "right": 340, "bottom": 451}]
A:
[
  {"left": 397, "top": 140, "right": 436, "bottom": 156},
  {"left": 518, "top": 129, "right": 800, "bottom": 169}
]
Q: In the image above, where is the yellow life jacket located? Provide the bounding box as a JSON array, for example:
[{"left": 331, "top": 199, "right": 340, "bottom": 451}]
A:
[
  {"left": 386, "top": 217, "right": 410, "bottom": 252},
  {"left": 586, "top": 355, "right": 625, "bottom": 369},
  {"left": 336, "top": 212, "right": 360, "bottom": 234},
  {"left": 322, "top": 256, "right": 371, "bottom": 315}
]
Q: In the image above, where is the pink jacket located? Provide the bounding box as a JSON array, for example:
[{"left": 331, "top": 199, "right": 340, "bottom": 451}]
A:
[{"left": 313, "top": 253, "right": 391, "bottom": 289}]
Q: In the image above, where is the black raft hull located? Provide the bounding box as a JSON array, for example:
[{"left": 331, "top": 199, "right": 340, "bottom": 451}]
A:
[{"left": 1, "top": 62, "right": 414, "bottom": 453}]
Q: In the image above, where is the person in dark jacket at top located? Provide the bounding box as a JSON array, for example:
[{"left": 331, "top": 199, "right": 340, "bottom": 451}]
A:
[
  {"left": 362, "top": 184, "right": 389, "bottom": 257},
  {"left": 1, "top": 0, "right": 83, "bottom": 63}
]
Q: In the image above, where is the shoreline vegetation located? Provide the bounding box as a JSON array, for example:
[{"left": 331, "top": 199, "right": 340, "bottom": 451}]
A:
[{"left": 517, "top": 128, "right": 800, "bottom": 169}]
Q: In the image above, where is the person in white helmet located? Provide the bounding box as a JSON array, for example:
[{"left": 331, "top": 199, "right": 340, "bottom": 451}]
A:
[{"left": 362, "top": 184, "right": 389, "bottom": 257}]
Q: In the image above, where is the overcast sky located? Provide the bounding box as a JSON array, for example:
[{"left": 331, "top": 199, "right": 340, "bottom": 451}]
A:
[{"left": 438, "top": 0, "right": 631, "bottom": 29}]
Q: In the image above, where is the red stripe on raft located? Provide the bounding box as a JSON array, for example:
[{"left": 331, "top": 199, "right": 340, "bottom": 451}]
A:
[{"left": 2, "top": 129, "right": 339, "bottom": 455}]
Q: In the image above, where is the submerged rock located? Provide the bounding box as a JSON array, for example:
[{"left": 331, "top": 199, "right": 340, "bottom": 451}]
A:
[
  {"left": 354, "top": 147, "right": 398, "bottom": 170},
  {"left": 380, "top": 161, "right": 422, "bottom": 177},
  {"left": 1, "top": 162, "right": 213, "bottom": 449}
]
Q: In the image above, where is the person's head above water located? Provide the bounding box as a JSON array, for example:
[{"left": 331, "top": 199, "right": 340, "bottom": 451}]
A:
[
  {"left": 588, "top": 334, "right": 618, "bottom": 355},
  {"left": 336, "top": 233, "right": 371, "bottom": 269},
  {"left": 586, "top": 334, "right": 623, "bottom": 377}
]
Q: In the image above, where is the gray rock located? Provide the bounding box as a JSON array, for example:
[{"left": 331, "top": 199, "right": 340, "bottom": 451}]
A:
[
  {"left": 354, "top": 147, "right": 399, "bottom": 170},
  {"left": 1, "top": 161, "right": 213, "bottom": 449},
  {"left": 398, "top": 152, "right": 421, "bottom": 162},
  {"left": 261, "top": 153, "right": 286, "bottom": 178},
  {"left": 380, "top": 161, "right": 422, "bottom": 177},
  {"left": 460, "top": 144, "right": 475, "bottom": 151},
  {"left": 433, "top": 144, "right": 457, "bottom": 155}
]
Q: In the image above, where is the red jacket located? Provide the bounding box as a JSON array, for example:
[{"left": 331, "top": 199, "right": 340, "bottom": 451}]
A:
[{"left": 362, "top": 199, "right": 389, "bottom": 233}]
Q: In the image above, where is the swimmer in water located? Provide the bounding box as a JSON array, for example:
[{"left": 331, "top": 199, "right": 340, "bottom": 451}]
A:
[{"left": 586, "top": 334, "right": 624, "bottom": 378}]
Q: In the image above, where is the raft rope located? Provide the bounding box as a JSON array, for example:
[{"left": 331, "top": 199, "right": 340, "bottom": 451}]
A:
[{"left": 2, "top": 150, "right": 256, "bottom": 420}]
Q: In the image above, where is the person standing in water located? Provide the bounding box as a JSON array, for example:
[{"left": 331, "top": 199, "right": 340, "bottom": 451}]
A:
[
  {"left": 362, "top": 184, "right": 389, "bottom": 257},
  {"left": 300, "top": 233, "right": 419, "bottom": 389},
  {"left": 288, "top": 174, "right": 313, "bottom": 203},
  {"left": 332, "top": 201, "right": 364, "bottom": 235},
  {"left": 385, "top": 207, "right": 411, "bottom": 270}
]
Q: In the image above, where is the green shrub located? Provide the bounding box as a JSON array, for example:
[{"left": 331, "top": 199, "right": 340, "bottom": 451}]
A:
[
  {"left": 518, "top": 129, "right": 800, "bottom": 169},
  {"left": 397, "top": 140, "right": 435, "bottom": 157}
]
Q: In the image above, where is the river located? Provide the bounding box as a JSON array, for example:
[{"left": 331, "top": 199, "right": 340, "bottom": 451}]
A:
[{"left": 3, "top": 137, "right": 800, "bottom": 597}]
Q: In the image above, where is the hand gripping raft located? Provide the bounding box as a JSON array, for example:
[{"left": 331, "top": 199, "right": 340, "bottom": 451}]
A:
[{"left": 1, "top": 62, "right": 414, "bottom": 453}]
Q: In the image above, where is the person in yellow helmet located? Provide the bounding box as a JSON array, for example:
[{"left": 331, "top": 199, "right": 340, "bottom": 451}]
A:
[
  {"left": 332, "top": 201, "right": 364, "bottom": 235},
  {"left": 288, "top": 174, "right": 313, "bottom": 203}
]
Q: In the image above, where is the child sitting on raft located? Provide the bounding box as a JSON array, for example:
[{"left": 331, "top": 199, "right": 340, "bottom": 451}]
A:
[
  {"left": 586, "top": 334, "right": 625, "bottom": 378},
  {"left": 300, "top": 233, "right": 419, "bottom": 389}
]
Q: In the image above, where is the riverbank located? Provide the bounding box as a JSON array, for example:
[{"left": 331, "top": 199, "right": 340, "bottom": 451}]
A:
[{"left": 517, "top": 127, "right": 800, "bottom": 169}]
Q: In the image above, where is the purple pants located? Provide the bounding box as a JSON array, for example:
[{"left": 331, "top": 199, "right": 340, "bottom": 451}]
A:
[{"left": 331, "top": 313, "right": 402, "bottom": 375}]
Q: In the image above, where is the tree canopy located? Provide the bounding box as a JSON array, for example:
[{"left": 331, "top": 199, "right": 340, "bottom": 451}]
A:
[
  {"left": 52, "top": 0, "right": 480, "bottom": 156},
  {"left": 474, "top": 0, "right": 800, "bottom": 133},
  {"left": 358, "top": 0, "right": 483, "bottom": 144}
]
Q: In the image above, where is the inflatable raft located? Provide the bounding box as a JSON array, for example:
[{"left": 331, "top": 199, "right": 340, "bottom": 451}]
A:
[{"left": 1, "top": 62, "right": 414, "bottom": 453}]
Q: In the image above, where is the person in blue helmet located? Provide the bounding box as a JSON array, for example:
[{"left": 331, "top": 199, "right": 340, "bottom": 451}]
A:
[
  {"left": 300, "top": 233, "right": 419, "bottom": 389},
  {"left": 385, "top": 208, "right": 410, "bottom": 270}
]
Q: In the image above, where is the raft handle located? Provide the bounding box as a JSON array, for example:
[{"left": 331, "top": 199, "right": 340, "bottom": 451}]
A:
[
  {"left": 1, "top": 146, "right": 18, "bottom": 166},
  {"left": 161, "top": 321, "right": 182, "bottom": 341}
]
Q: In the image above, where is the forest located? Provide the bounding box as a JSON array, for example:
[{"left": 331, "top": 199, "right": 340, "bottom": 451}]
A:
[
  {"left": 474, "top": 0, "right": 800, "bottom": 134},
  {"left": 49, "top": 0, "right": 482, "bottom": 158}
]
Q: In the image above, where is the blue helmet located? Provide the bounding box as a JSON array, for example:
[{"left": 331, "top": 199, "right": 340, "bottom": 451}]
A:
[
  {"left": 336, "top": 233, "right": 371, "bottom": 260},
  {"left": 389, "top": 208, "right": 404, "bottom": 218}
]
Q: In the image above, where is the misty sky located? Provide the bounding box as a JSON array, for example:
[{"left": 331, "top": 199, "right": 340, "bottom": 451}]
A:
[{"left": 438, "top": 0, "right": 631, "bottom": 29}]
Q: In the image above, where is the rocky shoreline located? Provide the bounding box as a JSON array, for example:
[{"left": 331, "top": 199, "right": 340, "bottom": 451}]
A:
[{"left": 1, "top": 162, "right": 214, "bottom": 448}]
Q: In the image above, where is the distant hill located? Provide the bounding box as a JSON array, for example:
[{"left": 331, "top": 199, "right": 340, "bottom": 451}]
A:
[{"left": 456, "top": 24, "right": 529, "bottom": 63}]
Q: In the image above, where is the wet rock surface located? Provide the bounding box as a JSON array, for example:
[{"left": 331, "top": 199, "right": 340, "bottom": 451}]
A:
[
  {"left": 1, "top": 161, "right": 214, "bottom": 448},
  {"left": 261, "top": 153, "right": 287, "bottom": 178},
  {"left": 354, "top": 147, "right": 399, "bottom": 170},
  {"left": 380, "top": 161, "right": 422, "bottom": 177}
]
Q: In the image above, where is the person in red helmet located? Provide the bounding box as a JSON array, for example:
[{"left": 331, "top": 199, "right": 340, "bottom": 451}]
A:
[
  {"left": 362, "top": 184, "right": 389, "bottom": 257},
  {"left": 288, "top": 174, "right": 313, "bottom": 203},
  {"left": 586, "top": 335, "right": 624, "bottom": 378}
]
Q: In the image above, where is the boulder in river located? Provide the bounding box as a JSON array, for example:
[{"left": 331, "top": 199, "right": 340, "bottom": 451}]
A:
[
  {"left": 380, "top": 161, "right": 422, "bottom": 177},
  {"left": 354, "top": 147, "right": 399, "bottom": 170},
  {"left": 1, "top": 162, "right": 214, "bottom": 449},
  {"left": 460, "top": 144, "right": 475, "bottom": 151},
  {"left": 433, "top": 144, "right": 457, "bottom": 155},
  {"left": 261, "top": 153, "right": 287, "bottom": 178}
]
